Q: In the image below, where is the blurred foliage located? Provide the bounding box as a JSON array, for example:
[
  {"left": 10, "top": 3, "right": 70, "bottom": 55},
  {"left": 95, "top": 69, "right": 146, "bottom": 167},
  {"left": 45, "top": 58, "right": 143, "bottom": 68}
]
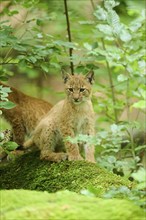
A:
[{"left": 0, "top": 0, "right": 145, "bottom": 196}]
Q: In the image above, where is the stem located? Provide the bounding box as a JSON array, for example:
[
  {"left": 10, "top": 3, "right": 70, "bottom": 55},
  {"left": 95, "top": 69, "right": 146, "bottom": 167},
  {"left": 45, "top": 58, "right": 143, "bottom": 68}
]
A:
[
  {"left": 90, "top": 0, "right": 96, "bottom": 10},
  {"left": 0, "top": 62, "right": 18, "bottom": 65},
  {"left": 126, "top": 79, "right": 130, "bottom": 120},
  {"left": 126, "top": 129, "right": 136, "bottom": 160},
  {"left": 101, "top": 38, "right": 118, "bottom": 123},
  {"left": 63, "top": 0, "right": 74, "bottom": 75}
]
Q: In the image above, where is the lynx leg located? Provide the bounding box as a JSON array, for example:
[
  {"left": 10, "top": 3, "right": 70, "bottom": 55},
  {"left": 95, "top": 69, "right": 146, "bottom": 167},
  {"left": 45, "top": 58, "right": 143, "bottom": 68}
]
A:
[
  {"left": 12, "top": 124, "right": 26, "bottom": 146},
  {"left": 84, "top": 144, "right": 95, "bottom": 163},
  {"left": 65, "top": 141, "right": 83, "bottom": 161},
  {"left": 38, "top": 128, "right": 67, "bottom": 162}
]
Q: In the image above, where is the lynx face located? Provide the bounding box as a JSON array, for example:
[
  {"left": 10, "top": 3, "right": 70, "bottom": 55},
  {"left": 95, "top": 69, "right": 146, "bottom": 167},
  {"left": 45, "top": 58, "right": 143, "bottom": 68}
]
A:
[{"left": 63, "top": 73, "right": 94, "bottom": 104}]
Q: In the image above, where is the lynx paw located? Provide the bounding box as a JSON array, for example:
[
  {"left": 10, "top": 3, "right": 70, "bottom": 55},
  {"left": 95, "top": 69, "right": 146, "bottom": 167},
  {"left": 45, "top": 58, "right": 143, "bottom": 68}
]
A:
[
  {"left": 40, "top": 152, "right": 68, "bottom": 162},
  {"left": 0, "top": 151, "right": 7, "bottom": 161},
  {"left": 68, "top": 154, "right": 83, "bottom": 161},
  {"left": 86, "top": 158, "right": 96, "bottom": 163},
  {"left": 7, "top": 150, "right": 25, "bottom": 161},
  {"left": 56, "top": 153, "right": 68, "bottom": 162}
]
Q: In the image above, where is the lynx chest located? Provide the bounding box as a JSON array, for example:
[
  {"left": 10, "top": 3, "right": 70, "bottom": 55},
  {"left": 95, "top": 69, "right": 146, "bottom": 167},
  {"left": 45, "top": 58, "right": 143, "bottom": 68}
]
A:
[{"left": 73, "top": 113, "right": 90, "bottom": 135}]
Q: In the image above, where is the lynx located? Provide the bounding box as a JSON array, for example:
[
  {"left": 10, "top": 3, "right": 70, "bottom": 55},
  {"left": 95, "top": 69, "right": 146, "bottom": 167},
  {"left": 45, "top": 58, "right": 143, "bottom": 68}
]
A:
[
  {"left": 0, "top": 81, "right": 52, "bottom": 147},
  {"left": 24, "top": 72, "right": 95, "bottom": 163}
]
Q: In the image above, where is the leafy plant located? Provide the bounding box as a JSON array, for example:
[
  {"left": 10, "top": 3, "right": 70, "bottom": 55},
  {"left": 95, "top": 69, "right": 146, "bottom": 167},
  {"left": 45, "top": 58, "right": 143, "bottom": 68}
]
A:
[
  {"left": 80, "top": 0, "right": 145, "bottom": 125},
  {"left": 103, "top": 167, "right": 146, "bottom": 210},
  {"left": 0, "top": 85, "right": 16, "bottom": 114},
  {"left": 0, "top": 85, "right": 17, "bottom": 157},
  {"left": 0, "top": 129, "right": 18, "bottom": 160},
  {"left": 81, "top": 167, "right": 146, "bottom": 210}
]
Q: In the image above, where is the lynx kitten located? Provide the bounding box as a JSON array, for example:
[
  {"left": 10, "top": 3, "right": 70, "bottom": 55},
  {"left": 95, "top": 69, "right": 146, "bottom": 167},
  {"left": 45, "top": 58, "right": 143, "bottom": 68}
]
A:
[{"left": 24, "top": 72, "right": 95, "bottom": 163}]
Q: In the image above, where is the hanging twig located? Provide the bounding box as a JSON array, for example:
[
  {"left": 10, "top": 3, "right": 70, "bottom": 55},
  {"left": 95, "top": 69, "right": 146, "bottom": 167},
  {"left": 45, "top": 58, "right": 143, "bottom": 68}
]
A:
[{"left": 63, "top": 0, "right": 74, "bottom": 75}]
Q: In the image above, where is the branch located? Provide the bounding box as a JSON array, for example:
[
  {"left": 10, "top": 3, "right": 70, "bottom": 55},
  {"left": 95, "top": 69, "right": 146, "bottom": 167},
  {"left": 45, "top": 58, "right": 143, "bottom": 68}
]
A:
[
  {"left": 0, "top": 62, "right": 18, "bottom": 65},
  {"left": 63, "top": 0, "right": 74, "bottom": 75}
]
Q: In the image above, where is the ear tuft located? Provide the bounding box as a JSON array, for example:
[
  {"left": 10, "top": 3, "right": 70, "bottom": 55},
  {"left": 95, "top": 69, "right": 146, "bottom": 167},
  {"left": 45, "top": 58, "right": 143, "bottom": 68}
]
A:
[
  {"left": 86, "top": 70, "right": 94, "bottom": 84},
  {"left": 61, "top": 70, "right": 70, "bottom": 84}
]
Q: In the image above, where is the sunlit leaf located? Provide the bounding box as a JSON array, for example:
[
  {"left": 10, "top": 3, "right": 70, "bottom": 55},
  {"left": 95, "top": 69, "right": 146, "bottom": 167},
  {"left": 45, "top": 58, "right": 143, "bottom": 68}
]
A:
[
  {"left": 3, "top": 141, "right": 18, "bottom": 151},
  {"left": 117, "top": 74, "right": 128, "bottom": 82},
  {"left": 132, "top": 100, "right": 145, "bottom": 109}
]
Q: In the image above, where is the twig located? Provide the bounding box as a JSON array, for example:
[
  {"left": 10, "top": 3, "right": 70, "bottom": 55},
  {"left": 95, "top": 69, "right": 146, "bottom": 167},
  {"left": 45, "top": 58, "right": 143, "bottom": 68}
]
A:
[
  {"left": 63, "top": 0, "right": 74, "bottom": 75},
  {"left": 90, "top": 0, "right": 96, "bottom": 10},
  {"left": 0, "top": 62, "right": 18, "bottom": 65}
]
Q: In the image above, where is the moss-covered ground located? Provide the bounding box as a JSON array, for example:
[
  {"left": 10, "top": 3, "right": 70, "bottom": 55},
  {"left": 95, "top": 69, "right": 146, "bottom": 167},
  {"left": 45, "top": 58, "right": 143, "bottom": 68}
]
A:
[
  {"left": 1, "top": 150, "right": 144, "bottom": 220},
  {"left": 0, "top": 150, "right": 133, "bottom": 193},
  {"left": 1, "top": 189, "right": 145, "bottom": 220}
]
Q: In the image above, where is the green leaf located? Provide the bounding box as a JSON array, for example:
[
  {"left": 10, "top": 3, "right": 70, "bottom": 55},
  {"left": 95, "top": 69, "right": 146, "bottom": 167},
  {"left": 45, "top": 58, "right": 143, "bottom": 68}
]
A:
[
  {"left": 120, "top": 29, "right": 132, "bottom": 42},
  {"left": 36, "top": 19, "right": 44, "bottom": 26},
  {"left": 107, "top": 156, "right": 116, "bottom": 164},
  {"left": 110, "top": 124, "right": 118, "bottom": 133},
  {"left": 92, "top": 42, "right": 98, "bottom": 50},
  {"left": 135, "top": 145, "right": 146, "bottom": 152},
  {"left": 0, "top": 132, "right": 5, "bottom": 141},
  {"left": 13, "top": 44, "right": 27, "bottom": 52},
  {"left": 50, "top": 62, "right": 60, "bottom": 69},
  {"left": 0, "top": 101, "right": 16, "bottom": 109},
  {"left": 79, "top": 21, "right": 95, "bottom": 25},
  {"left": 107, "top": 10, "right": 121, "bottom": 35},
  {"left": 96, "top": 24, "right": 113, "bottom": 36},
  {"left": 0, "top": 76, "right": 9, "bottom": 81},
  {"left": 139, "top": 88, "right": 146, "bottom": 100},
  {"left": 94, "top": 6, "right": 107, "bottom": 21},
  {"left": 117, "top": 74, "right": 128, "bottom": 82},
  {"left": 41, "top": 63, "right": 49, "bottom": 73},
  {"left": 0, "top": 86, "right": 11, "bottom": 93},
  {"left": 54, "top": 40, "right": 76, "bottom": 49},
  {"left": 27, "top": 56, "right": 37, "bottom": 63},
  {"left": 131, "top": 168, "right": 146, "bottom": 183},
  {"left": 37, "top": 33, "right": 43, "bottom": 39},
  {"left": 104, "top": 0, "right": 120, "bottom": 9},
  {"left": 84, "top": 43, "right": 92, "bottom": 51},
  {"left": 4, "top": 141, "right": 18, "bottom": 151},
  {"left": 132, "top": 100, "right": 145, "bottom": 109}
]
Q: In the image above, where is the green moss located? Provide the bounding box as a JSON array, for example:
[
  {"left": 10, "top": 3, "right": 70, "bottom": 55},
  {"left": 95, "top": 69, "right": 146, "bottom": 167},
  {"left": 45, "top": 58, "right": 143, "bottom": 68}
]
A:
[
  {"left": 1, "top": 189, "right": 145, "bottom": 220},
  {"left": 0, "top": 150, "right": 133, "bottom": 193}
]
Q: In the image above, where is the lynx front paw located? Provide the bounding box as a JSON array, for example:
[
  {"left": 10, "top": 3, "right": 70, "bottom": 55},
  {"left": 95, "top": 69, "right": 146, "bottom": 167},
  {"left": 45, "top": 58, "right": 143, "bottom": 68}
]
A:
[
  {"left": 68, "top": 154, "right": 83, "bottom": 161},
  {"left": 40, "top": 152, "right": 68, "bottom": 162},
  {"left": 86, "top": 158, "right": 96, "bottom": 163},
  {"left": 7, "top": 150, "right": 25, "bottom": 161},
  {"left": 56, "top": 153, "right": 68, "bottom": 162}
]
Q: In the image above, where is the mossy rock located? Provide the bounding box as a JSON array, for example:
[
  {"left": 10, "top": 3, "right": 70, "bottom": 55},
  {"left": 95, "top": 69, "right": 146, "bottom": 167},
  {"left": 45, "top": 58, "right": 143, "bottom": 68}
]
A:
[
  {"left": 0, "top": 150, "right": 133, "bottom": 193},
  {"left": 1, "top": 189, "right": 145, "bottom": 220}
]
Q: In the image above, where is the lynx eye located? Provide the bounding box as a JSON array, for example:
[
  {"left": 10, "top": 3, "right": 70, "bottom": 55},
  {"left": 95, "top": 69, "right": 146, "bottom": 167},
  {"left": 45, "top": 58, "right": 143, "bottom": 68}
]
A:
[
  {"left": 80, "top": 88, "right": 85, "bottom": 92},
  {"left": 68, "top": 88, "right": 73, "bottom": 92}
]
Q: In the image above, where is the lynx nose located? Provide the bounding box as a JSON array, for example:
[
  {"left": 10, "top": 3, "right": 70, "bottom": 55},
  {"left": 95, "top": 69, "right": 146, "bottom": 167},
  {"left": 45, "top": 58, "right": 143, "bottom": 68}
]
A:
[{"left": 74, "top": 98, "right": 80, "bottom": 102}]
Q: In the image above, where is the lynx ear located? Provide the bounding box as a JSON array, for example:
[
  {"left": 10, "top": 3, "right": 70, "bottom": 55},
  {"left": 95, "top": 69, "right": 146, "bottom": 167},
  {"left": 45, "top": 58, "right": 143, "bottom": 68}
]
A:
[
  {"left": 86, "top": 70, "right": 94, "bottom": 84},
  {"left": 61, "top": 70, "right": 71, "bottom": 84}
]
